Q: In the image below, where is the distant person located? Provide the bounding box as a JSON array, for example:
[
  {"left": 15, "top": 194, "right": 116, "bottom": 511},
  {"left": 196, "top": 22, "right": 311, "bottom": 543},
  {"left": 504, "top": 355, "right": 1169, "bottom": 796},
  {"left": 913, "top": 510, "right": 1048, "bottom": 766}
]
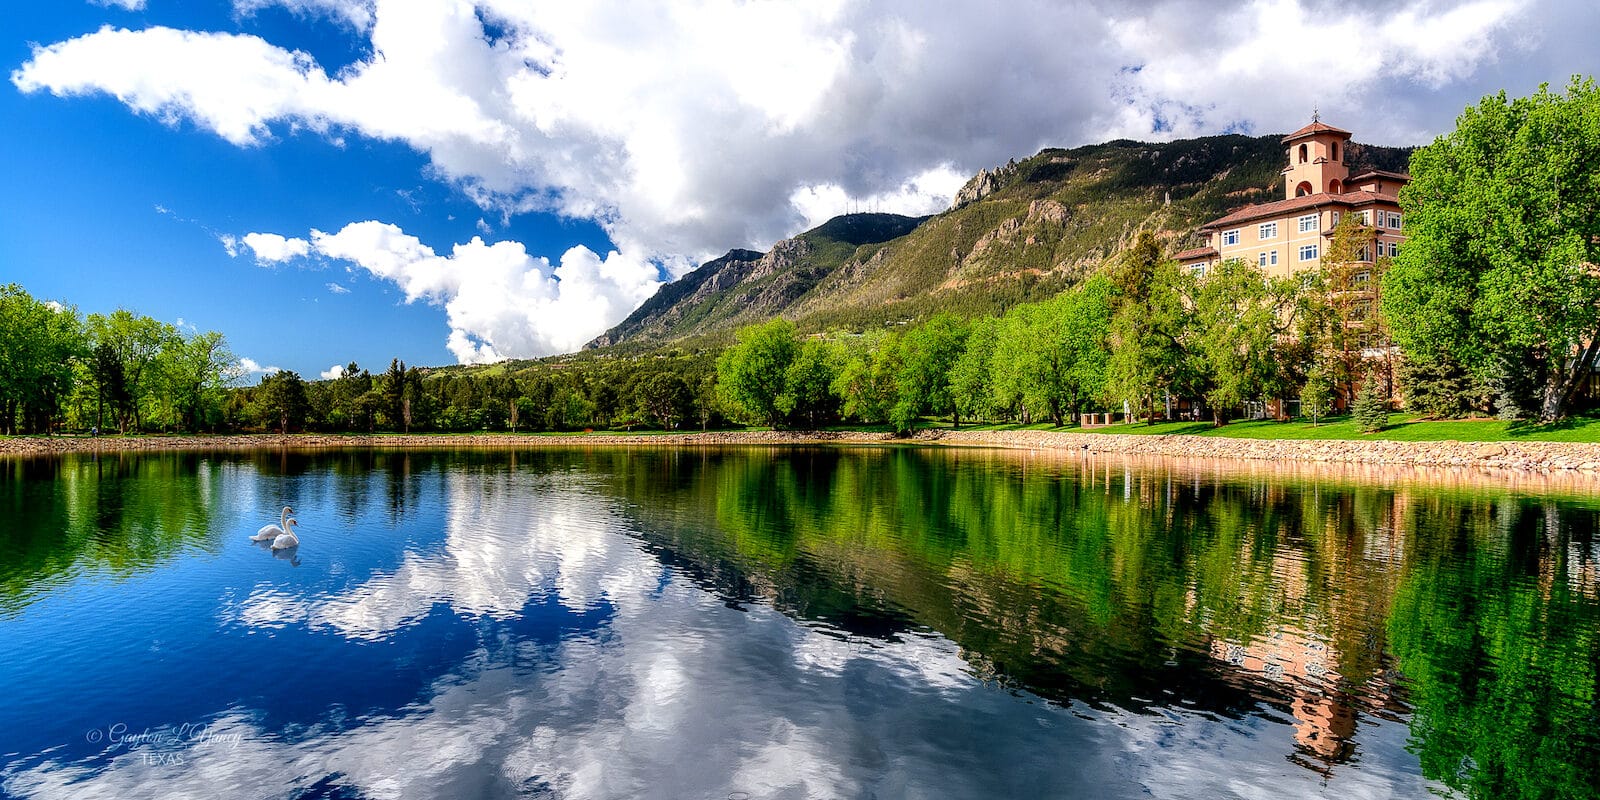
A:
[{"left": 90, "top": 426, "right": 98, "bottom": 437}]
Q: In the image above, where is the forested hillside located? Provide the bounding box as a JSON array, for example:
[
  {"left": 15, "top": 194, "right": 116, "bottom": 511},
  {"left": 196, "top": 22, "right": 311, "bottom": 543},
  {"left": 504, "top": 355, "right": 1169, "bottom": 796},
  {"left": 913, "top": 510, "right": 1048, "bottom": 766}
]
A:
[{"left": 589, "top": 133, "right": 1411, "bottom": 350}]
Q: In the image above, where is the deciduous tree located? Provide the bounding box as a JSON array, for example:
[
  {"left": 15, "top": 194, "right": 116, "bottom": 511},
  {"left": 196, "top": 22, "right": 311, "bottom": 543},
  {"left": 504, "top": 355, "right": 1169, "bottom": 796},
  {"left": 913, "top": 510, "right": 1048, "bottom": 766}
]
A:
[{"left": 1383, "top": 78, "right": 1600, "bottom": 421}]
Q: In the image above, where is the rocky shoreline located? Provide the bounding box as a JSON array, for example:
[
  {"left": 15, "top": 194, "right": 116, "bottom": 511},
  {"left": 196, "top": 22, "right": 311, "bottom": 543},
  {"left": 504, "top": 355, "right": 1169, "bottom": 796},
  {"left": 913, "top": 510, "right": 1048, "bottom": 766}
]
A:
[{"left": 3, "top": 428, "right": 1599, "bottom": 473}]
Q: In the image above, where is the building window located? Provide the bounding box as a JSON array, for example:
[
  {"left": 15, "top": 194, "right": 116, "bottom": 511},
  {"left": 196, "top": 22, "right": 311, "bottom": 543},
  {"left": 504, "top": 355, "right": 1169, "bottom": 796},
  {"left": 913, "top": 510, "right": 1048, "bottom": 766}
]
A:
[
  {"left": 1359, "top": 210, "right": 1372, "bottom": 226},
  {"left": 1388, "top": 212, "right": 1402, "bottom": 230},
  {"left": 1354, "top": 270, "right": 1371, "bottom": 285},
  {"left": 1387, "top": 241, "right": 1400, "bottom": 258},
  {"left": 1298, "top": 214, "right": 1318, "bottom": 233},
  {"left": 1299, "top": 244, "right": 1319, "bottom": 261},
  {"left": 1222, "top": 229, "right": 1240, "bottom": 246},
  {"left": 1332, "top": 141, "right": 1340, "bottom": 162},
  {"left": 1258, "top": 252, "right": 1268, "bottom": 268},
  {"left": 1259, "top": 222, "right": 1278, "bottom": 239},
  {"left": 1191, "top": 263, "right": 1208, "bottom": 278},
  {"left": 1356, "top": 245, "right": 1371, "bottom": 262},
  {"left": 1298, "top": 143, "right": 1308, "bottom": 164},
  {"left": 1331, "top": 211, "right": 1341, "bottom": 226}
]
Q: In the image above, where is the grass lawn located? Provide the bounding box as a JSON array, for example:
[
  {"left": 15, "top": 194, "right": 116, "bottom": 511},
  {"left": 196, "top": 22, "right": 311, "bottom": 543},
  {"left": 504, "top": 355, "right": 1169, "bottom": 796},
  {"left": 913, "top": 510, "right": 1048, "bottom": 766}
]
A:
[
  {"left": 14, "top": 415, "right": 1600, "bottom": 445},
  {"left": 1014, "top": 414, "right": 1600, "bottom": 443}
]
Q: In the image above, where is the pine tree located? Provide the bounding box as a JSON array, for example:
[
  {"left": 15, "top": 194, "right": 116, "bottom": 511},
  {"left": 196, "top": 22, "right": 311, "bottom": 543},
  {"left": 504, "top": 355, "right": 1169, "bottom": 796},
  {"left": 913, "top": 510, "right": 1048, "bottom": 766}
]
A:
[
  {"left": 1353, "top": 372, "right": 1390, "bottom": 433},
  {"left": 1396, "top": 351, "right": 1472, "bottom": 419}
]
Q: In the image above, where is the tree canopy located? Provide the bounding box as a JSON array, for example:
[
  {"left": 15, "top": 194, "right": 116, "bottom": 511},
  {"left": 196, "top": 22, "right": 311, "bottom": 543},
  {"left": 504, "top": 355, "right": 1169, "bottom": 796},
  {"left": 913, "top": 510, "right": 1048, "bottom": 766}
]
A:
[{"left": 1383, "top": 77, "right": 1600, "bottom": 422}]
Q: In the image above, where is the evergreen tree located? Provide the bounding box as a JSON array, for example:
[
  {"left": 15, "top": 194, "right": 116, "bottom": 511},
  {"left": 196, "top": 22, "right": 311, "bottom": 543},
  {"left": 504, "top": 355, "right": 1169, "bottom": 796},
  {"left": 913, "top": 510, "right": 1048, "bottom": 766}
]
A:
[
  {"left": 1397, "top": 351, "right": 1474, "bottom": 419},
  {"left": 1353, "top": 372, "right": 1390, "bottom": 433}
]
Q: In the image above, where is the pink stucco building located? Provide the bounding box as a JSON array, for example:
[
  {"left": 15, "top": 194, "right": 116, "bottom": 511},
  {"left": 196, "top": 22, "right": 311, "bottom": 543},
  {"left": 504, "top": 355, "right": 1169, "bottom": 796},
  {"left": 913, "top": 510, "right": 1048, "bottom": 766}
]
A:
[{"left": 1176, "top": 120, "right": 1408, "bottom": 278}]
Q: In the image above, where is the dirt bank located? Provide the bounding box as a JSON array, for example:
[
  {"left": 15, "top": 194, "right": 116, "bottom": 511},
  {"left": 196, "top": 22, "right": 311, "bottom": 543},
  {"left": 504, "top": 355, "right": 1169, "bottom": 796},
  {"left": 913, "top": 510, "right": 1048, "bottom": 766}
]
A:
[{"left": 4, "top": 428, "right": 1599, "bottom": 474}]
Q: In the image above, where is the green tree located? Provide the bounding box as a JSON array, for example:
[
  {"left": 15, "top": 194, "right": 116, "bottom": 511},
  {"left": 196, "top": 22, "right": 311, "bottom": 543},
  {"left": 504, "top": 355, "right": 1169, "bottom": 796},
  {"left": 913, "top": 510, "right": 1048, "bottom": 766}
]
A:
[
  {"left": 893, "top": 314, "right": 968, "bottom": 429},
  {"left": 1301, "top": 358, "right": 1336, "bottom": 426},
  {"left": 950, "top": 315, "right": 999, "bottom": 424},
  {"left": 715, "top": 319, "right": 799, "bottom": 427},
  {"left": 991, "top": 278, "right": 1113, "bottom": 426},
  {"left": 1308, "top": 213, "right": 1388, "bottom": 402},
  {"left": 1383, "top": 78, "right": 1600, "bottom": 422},
  {"left": 163, "top": 330, "right": 238, "bottom": 431},
  {"left": 256, "top": 370, "right": 309, "bottom": 433},
  {"left": 1397, "top": 350, "right": 1475, "bottom": 419},
  {"left": 1352, "top": 371, "right": 1389, "bottom": 433},
  {"left": 779, "top": 339, "right": 840, "bottom": 428},
  {"left": 0, "top": 285, "right": 86, "bottom": 434},
  {"left": 832, "top": 331, "right": 902, "bottom": 425},
  {"left": 87, "top": 309, "right": 176, "bottom": 432},
  {"left": 1106, "top": 233, "right": 1193, "bottom": 421},
  {"left": 1192, "top": 259, "right": 1300, "bottom": 423},
  {"left": 380, "top": 358, "right": 407, "bottom": 430},
  {"left": 87, "top": 341, "right": 131, "bottom": 433},
  {"left": 638, "top": 372, "right": 692, "bottom": 429}
]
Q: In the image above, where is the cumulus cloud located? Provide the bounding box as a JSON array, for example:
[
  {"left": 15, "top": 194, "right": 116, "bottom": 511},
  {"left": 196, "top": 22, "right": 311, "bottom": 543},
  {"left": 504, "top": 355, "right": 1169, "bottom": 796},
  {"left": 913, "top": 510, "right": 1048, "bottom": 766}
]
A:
[
  {"left": 228, "top": 231, "right": 312, "bottom": 263},
  {"left": 325, "top": 282, "right": 350, "bottom": 294},
  {"left": 90, "top": 0, "right": 146, "bottom": 9},
  {"left": 236, "top": 357, "right": 281, "bottom": 376},
  {"left": 319, "top": 363, "right": 347, "bottom": 379},
  {"left": 11, "top": 0, "right": 1553, "bottom": 273},
  {"left": 248, "top": 220, "right": 660, "bottom": 361}
]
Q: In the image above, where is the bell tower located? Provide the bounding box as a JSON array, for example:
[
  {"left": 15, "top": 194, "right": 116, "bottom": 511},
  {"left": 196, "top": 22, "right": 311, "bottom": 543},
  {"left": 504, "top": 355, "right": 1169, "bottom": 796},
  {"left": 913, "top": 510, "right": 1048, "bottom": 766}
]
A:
[{"left": 1281, "top": 113, "right": 1352, "bottom": 199}]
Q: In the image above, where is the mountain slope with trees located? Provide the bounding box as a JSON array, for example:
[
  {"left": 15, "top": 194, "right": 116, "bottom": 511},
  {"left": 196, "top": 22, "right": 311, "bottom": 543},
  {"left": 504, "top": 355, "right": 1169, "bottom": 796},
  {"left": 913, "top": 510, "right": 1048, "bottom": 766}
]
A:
[{"left": 590, "top": 134, "right": 1411, "bottom": 350}]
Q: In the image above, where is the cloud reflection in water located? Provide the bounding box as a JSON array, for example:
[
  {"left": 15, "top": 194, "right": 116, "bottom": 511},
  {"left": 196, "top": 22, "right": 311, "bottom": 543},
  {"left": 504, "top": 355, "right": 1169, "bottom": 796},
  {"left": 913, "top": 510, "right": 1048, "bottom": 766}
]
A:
[{"left": 4, "top": 462, "right": 1435, "bottom": 800}]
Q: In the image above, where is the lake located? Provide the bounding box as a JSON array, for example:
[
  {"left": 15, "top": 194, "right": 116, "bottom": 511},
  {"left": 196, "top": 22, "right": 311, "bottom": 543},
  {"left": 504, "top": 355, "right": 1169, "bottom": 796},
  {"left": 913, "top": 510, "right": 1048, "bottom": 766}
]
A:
[{"left": 0, "top": 447, "right": 1596, "bottom": 799}]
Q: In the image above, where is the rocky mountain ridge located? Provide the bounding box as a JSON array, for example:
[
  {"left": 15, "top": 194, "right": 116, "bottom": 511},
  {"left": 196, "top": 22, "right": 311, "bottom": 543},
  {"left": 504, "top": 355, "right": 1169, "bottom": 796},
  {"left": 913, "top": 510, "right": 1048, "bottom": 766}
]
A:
[{"left": 586, "top": 133, "right": 1412, "bottom": 351}]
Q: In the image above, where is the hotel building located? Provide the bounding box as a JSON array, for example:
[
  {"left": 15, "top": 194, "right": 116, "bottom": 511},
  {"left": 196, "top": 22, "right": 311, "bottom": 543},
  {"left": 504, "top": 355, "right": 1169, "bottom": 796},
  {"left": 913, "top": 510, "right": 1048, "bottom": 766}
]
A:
[{"left": 1176, "top": 120, "right": 1408, "bottom": 278}]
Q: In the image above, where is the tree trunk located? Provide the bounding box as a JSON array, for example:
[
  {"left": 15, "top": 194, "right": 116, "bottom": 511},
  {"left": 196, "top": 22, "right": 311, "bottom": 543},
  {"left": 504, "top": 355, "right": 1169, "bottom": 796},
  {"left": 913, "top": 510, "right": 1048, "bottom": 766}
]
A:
[{"left": 1541, "top": 337, "right": 1600, "bottom": 423}]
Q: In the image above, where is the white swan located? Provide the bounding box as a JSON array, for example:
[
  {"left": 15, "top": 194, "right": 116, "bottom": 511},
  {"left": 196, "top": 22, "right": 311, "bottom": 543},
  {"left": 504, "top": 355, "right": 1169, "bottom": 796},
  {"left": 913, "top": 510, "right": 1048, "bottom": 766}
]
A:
[
  {"left": 251, "top": 506, "right": 295, "bottom": 541},
  {"left": 270, "top": 518, "right": 300, "bottom": 551}
]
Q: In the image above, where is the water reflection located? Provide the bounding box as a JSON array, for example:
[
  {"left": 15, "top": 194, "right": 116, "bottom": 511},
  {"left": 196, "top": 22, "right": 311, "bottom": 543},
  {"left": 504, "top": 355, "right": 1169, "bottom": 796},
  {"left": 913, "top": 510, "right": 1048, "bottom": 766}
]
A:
[
  {"left": 0, "top": 448, "right": 1594, "bottom": 799},
  {"left": 0, "top": 454, "right": 224, "bottom": 617}
]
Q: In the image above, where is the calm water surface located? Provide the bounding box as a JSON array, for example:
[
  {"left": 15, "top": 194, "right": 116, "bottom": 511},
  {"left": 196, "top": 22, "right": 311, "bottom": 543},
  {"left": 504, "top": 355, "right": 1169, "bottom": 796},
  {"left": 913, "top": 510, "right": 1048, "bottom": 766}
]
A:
[{"left": 0, "top": 447, "right": 1596, "bottom": 799}]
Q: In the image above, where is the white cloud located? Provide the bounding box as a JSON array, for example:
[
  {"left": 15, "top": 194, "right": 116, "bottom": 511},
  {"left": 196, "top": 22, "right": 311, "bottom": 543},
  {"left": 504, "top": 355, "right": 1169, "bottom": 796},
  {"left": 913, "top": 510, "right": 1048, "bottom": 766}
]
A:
[
  {"left": 231, "top": 231, "right": 311, "bottom": 263},
  {"left": 232, "top": 0, "right": 375, "bottom": 30},
  {"left": 325, "top": 282, "right": 350, "bottom": 294},
  {"left": 236, "top": 357, "right": 281, "bottom": 376},
  {"left": 789, "top": 164, "right": 968, "bottom": 231},
  {"left": 319, "top": 363, "right": 347, "bottom": 379},
  {"left": 257, "top": 220, "right": 661, "bottom": 361},
  {"left": 90, "top": 0, "right": 146, "bottom": 9},
  {"left": 12, "top": 0, "right": 1543, "bottom": 274}
]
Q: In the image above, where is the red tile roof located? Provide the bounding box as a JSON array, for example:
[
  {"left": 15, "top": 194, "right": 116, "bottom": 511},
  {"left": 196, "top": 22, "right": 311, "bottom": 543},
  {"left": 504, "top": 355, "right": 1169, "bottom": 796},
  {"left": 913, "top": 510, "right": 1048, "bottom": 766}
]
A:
[
  {"left": 1346, "top": 169, "right": 1412, "bottom": 183},
  {"left": 1282, "top": 121, "right": 1352, "bottom": 143},
  {"left": 1200, "top": 191, "right": 1397, "bottom": 231},
  {"left": 1174, "top": 246, "right": 1217, "bottom": 262}
]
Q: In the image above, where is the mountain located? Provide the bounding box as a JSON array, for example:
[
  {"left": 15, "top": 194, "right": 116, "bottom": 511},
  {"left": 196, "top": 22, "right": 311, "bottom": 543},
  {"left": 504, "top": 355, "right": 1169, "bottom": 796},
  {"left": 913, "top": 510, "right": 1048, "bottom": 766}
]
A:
[
  {"left": 588, "top": 133, "right": 1412, "bottom": 351},
  {"left": 585, "top": 213, "right": 927, "bottom": 349}
]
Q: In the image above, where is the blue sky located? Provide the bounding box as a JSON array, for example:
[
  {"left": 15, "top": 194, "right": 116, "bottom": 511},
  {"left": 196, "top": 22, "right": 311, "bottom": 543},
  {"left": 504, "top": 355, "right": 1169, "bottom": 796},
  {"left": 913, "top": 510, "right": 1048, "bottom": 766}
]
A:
[
  {"left": 3, "top": 2, "right": 613, "bottom": 377},
  {"left": 4, "top": 0, "right": 1597, "bottom": 380}
]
